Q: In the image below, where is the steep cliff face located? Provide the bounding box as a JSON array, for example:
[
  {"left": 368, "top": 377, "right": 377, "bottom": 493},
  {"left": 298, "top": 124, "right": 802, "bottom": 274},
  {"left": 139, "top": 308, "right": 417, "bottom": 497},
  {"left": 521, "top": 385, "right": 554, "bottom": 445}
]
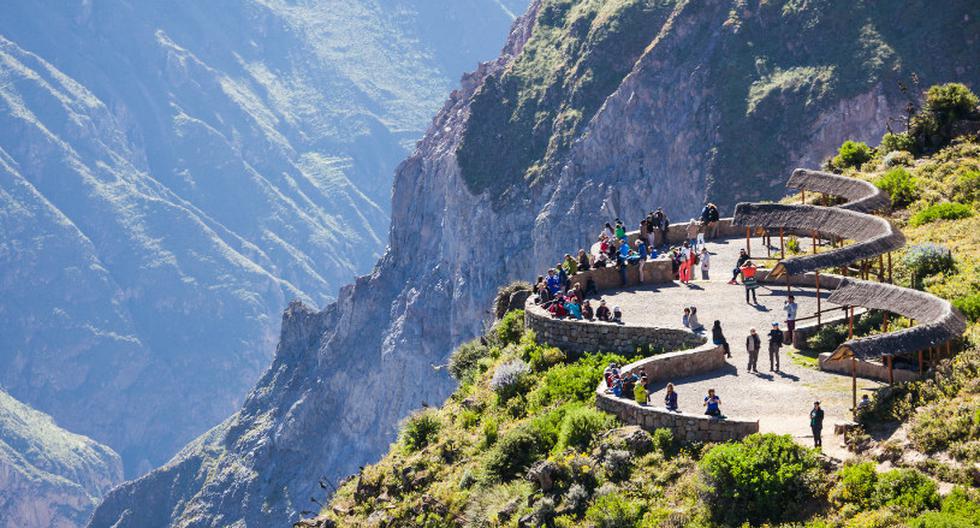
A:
[
  {"left": 89, "top": 1, "right": 980, "bottom": 526},
  {"left": 0, "top": 0, "right": 520, "bottom": 478},
  {"left": 0, "top": 389, "right": 122, "bottom": 528}
]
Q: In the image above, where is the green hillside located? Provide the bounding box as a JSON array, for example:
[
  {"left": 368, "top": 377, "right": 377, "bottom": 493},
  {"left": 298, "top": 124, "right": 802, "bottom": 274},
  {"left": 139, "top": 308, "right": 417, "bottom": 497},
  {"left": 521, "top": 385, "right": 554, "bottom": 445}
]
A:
[{"left": 304, "top": 85, "right": 980, "bottom": 528}]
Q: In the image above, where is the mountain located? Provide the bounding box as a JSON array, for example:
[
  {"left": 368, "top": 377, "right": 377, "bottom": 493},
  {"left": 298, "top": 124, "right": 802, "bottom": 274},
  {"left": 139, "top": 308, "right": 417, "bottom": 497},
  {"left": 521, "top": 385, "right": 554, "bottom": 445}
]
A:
[
  {"left": 0, "top": 388, "right": 122, "bottom": 528},
  {"left": 0, "top": 0, "right": 522, "bottom": 478},
  {"left": 88, "top": 0, "right": 980, "bottom": 527}
]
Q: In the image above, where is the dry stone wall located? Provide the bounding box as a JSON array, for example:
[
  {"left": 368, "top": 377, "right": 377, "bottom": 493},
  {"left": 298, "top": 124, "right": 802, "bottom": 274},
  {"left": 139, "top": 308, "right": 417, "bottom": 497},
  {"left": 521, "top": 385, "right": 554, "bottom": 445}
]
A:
[
  {"left": 594, "top": 343, "right": 759, "bottom": 442},
  {"left": 524, "top": 299, "right": 704, "bottom": 355}
]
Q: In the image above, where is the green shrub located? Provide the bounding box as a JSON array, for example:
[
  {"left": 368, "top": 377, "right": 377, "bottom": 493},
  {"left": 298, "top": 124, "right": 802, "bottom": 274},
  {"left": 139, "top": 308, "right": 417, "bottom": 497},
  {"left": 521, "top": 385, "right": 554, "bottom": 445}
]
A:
[
  {"left": 480, "top": 417, "right": 499, "bottom": 448},
  {"left": 526, "top": 353, "right": 625, "bottom": 412},
  {"left": 937, "top": 487, "right": 980, "bottom": 526},
  {"left": 399, "top": 409, "right": 441, "bottom": 452},
  {"left": 909, "top": 395, "right": 980, "bottom": 454},
  {"left": 698, "top": 433, "right": 823, "bottom": 525},
  {"left": 883, "top": 150, "right": 915, "bottom": 168},
  {"left": 449, "top": 339, "right": 491, "bottom": 382},
  {"left": 880, "top": 132, "right": 915, "bottom": 154},
  {"left": 952, "top": 169, "right": 980, "bottom": 203},
  {"left": 909, "top": 202, "right": 974, "bottom": 227},
  {"left": 875, "top": 167, "right": 919, "bottom": 207},
  {"left": 831, "top": 461, "right": 879, "bottom": 509},
  {"left": 584, "top": 492, "right": 645, "bottom": 528},
  {"left": 805, "top": 310, "right": 885, "bottom": 352},
  {"left": 924, "top": 83, "right": 980, "bottom": 119},
  {"left": 651, "top": 427, "right": 674, "bottom": 455},
  {"left": 556, "top": 406, "right": 616, "bottom": 453},
  {"left": 497, "top": 309, "right": 526, "bottom": 346},
  {"left": 833, "top": 140, "right": 873, "bottom": 170},
  {"left": 910, "top": 511, "right": 977, "bottom": 528},
  {"left": 902, "top": 243, "right": 955, "bottom": 288},
  {"left": 483, "top": 422, "right": 552, "bottom": 481},
  {"left": 872, "top": 469, "right": 939, "bottom": 514},
  {"left": 952, "top": 292, "right": 980, "bottom": 322},
  {"left": 786, "top": 236, "right": 802, "bottom": 254}
]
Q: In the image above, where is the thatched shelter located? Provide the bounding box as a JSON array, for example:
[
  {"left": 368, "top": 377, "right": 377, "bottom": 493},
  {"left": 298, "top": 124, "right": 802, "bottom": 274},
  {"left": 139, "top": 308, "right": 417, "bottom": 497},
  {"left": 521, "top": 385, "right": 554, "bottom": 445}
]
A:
[
  {"left": 732, "top": 203, "right": 905, "bottom": 278},
  {"left": 787, "top": 168, "right": 890, "bottom": 213},
  {"left": 827, "top": 278, "right": 967, "bottom": 360}
]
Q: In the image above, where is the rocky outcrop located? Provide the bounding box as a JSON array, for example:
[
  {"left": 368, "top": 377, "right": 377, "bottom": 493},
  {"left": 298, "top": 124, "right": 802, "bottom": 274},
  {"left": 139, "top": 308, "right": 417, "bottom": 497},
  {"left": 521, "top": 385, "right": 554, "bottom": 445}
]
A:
[
  {"left": 89, "top": 1, "right": 980, "bottom": 526},
  {"left": 0, "top": 389, "right": 122, "bottom": 528}
]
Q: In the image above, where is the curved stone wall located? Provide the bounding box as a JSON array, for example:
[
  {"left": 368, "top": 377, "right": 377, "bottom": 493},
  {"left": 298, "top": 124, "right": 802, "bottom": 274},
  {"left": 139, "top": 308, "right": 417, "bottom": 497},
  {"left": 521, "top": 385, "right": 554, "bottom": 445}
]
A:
[
  {"left": 594, "top": 343, "right": 759, "bottom": 442},
  {"left": 524, "top": 298, "right": 704, "bottom": 355}
]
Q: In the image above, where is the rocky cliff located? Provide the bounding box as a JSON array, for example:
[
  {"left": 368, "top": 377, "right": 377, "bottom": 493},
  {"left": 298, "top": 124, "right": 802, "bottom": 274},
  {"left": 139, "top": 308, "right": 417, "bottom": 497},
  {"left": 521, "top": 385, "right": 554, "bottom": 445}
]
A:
[
  {"left": 0, "top": 0, "right": 520, "bottom": 479},
  {"left": 0, "top": 389, "right": 122, "bottom": 528},
  {"left": 88, "top": 1, "right": 980, "bottom": 526}
]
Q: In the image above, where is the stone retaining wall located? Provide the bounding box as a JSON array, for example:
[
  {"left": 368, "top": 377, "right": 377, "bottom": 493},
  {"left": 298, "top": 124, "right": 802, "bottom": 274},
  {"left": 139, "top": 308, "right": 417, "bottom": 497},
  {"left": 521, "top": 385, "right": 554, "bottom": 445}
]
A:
[
  {"left": 566, "top": 259, "right": 674, "bottom": 292},
  {"left": 594, "top": 343, "right": 759, "bottom": 442},
  {"left": 524, "top": 300, "right": 704, "bottom": 355},
  {"left": 818, "top": 353, "right": 921, "bottom": 383}
]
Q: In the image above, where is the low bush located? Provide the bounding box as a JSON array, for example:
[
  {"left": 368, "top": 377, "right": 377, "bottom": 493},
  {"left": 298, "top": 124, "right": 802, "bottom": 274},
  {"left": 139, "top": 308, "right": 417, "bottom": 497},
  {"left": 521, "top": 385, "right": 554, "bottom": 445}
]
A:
[
  {"left": 483, "top": 421, "right": 553, "bottom": 481},
  {"left": 936, "top": 487, "right": 980, "bottom": 526},
  {"left": 698, "top": 433, "right": 824, "bottom": 525},
  {"left": 924, "top": 82, "right": 980, "bottom": 119},
  {"left": 651, "top": 427, "right": 674, "bottom": 455},
  {"left": 872, "top": 468, "right": 939, "bottom": 514},
  {"left": 526, "top": 353, "right": 624, "bottom": 411},
  {"left": 909, "top": 202, "right": 974, "bottom": 227},
  {"left": 831, "top": 461, "right": 879, "bottom": 510},
  {"left": 880, "top": 132, "right": 915, "bottom": 154},
  {"left": 497, "top": 309, "right": 526, "bottom": 346},
  {"left": 399, "top": 409, "right": 441, "bottom": 452},
  {"left": 556, "top": 406, "right": 616, "bottom": 453},
  {"left": 952, "top": 169, "right": 980, "bottom": 203},
  {"left": 584, "top": 492, "right": 645, "bottom": 528},
  {"left": 805, "top": 310, "right": 885, "bottom": 352},
  {"left": 902, "top": 243, "right": 956, "bottom": 288},
  {"left": 952, "top": 292, "right": 980, "bottom": 322},
  {"left": 832, "top": 140, "right": 873, "bottom": 170},
  {"left": 909, "top": 394, "right": 980, "bottom": 454},
  {"left": 491, "top": 359, "right": 530, "bottom": 401},
  {"left": 883, "top": 149, "right": 915, "bottom": 168},
  {"left": 875, "top": 167, "right": 919, "bottom": 207},
  {"left": 448, "top": 339, "right": 491, "bottom": 382}
]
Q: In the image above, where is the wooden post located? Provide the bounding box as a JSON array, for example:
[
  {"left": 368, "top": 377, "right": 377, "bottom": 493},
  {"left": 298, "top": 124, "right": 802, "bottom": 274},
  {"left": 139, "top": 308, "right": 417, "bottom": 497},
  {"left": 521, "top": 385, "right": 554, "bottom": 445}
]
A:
[
  {"left": 779, "top": 227, "right": 785, "bottom": 259},
  {"left": 918, "top": 349, "right": 924, "bottom": 375},
  {"left": 746, "top": 227, "right": 751, "bottom": 257},
  {"left": 883, "top": 312, "right": 889, "bottom": 332},
  {"left": 767, "top": 229, "right": 772, "bottom": 258},
  {"left": 786, "top": 272, "right": 791, "bottom": 294},
  {"left": 878, "top": 254, "right": 885, "bottom": 282},
  {"left": 887, "top": 252, "right": 893, "bottom": 283},
  {"left": 851, "top": 357, "right": 858, "bottom": 418},
  {"left": 885, "top": 354, "right": 894, "bottom": 385},
  {"left": 815, "top": 271, "right": 822, "bottom": 325},
  {"left": 811, "top": 229, "right": 817, "bottom": 254},
  {"left": 947, "top": 340, "right": 952, "bottom": 358},
  {"left": 802, "top": 189, "right": 806, "bottom": 204},
  {"left": 848, "top": 306, "right": 854, "bottom": 339}
]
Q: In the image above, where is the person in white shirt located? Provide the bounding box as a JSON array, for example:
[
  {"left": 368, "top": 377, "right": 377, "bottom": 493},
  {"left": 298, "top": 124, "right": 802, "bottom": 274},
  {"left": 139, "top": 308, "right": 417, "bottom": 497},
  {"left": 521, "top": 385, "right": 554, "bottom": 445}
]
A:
[{"left": 700, "top": 248, "right": 710, "bottom": 280}]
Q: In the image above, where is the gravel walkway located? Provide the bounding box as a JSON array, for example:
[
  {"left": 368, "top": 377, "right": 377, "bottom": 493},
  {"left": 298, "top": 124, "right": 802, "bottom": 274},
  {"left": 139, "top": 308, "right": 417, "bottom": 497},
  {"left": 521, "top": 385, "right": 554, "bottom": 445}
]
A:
[{"left": 594, "top": 236, "right": 882, "bottom": 458}]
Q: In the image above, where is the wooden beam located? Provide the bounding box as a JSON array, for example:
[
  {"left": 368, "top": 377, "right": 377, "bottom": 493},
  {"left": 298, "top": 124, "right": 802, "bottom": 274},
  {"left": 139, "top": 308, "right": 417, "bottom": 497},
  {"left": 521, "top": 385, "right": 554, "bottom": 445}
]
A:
[
  {"left": 918, "top": 349, "right": 924, "bottom": 376},
  {"left": 887, "top": 252, "right": 893, "bottom": 283},
  {"left": 851, "top": 357, "right": 858, "bottom": 418},
  {"left": 779, "top": 227, "right": 785, "bottom": 259},
  {"left": 816, "top": 271, "right": 822, "bottom": 325},
  {"left": 746, "top": 227, "right": 751, "bottom": 257},
  {"left": 848, "top": 306, "right": 854, "bottom": 339},
  {"left": 811, "top": 229, "right": 817, "bottom": 254}
]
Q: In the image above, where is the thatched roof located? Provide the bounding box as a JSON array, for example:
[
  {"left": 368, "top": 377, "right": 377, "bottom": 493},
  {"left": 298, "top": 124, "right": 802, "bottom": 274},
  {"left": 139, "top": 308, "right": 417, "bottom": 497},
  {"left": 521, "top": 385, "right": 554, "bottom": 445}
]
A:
[
  {"left": 787, "top": 168, "right": 890, "bottom": 213},
  {"left": 827, "top": 278, "right": 968, "bottom": 361},
  {"left": 732, "top": 203, "right": 905, "bottom": 278}
]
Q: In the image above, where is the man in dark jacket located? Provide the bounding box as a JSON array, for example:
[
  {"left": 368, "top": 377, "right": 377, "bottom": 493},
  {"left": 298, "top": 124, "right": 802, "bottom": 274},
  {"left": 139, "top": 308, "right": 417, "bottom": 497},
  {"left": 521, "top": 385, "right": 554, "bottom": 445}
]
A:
[
  {"left": 768, "top": 322, "right": 784, "bottom": 371},
  {"left": 745, "top": 327, "right": 761, "bottom": 372},
  {"left": 810, "top": 401, "right": 825, "bottom": 448}
]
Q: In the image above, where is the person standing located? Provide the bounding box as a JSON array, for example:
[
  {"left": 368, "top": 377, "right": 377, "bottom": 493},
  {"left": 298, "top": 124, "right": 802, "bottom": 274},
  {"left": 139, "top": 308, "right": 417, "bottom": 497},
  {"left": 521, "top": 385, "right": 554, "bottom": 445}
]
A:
[
  {"left": 784, "top": 295, "right": 798, "bottom": 344},
  {"left": 686, "top": 219, "right": 698, "bottom": 249},
  {"left": 742, "top": 261, "right": 759, "bottom": 303},
  {"left": 810, "top": 401, "right": 825, "bottom": 448},
  {"left": 768, "top": 322, "right": 784, "bottom": 371},
  {"left": 700, "top": 248, "right": 710, "bottom": 280},
  {"left": 729, "top": 249, "right": 750, "bottom": 284},
  {"left": 664, "top": 383, "right": 679, "bottom": 411},
  {"left": 746, "top": 327, "right": 761, "bottom": 372}
]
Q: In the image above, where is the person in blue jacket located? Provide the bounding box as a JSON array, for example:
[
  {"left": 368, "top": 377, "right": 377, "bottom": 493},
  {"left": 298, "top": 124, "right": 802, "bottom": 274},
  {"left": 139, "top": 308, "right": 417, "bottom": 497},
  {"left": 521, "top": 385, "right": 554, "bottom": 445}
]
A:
[{"left": 664, "top": 383, "right": 679, "bottom": 411}]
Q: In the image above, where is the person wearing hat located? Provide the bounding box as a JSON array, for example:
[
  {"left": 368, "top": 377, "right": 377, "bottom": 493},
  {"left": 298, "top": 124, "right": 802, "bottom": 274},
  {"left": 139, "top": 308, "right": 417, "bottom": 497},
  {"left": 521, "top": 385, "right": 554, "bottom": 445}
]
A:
[
  {"left": 810, "top": 401, "right": 825, "bottom": 448},
  {"left": 596, "top": 300, "right": 611, "bottom": 322},
  {"left": 612, "top": 305, "right": 623, "bottom": 324},
  {"left": 768, "top": 322, "right": 784, "bottom": 371}
]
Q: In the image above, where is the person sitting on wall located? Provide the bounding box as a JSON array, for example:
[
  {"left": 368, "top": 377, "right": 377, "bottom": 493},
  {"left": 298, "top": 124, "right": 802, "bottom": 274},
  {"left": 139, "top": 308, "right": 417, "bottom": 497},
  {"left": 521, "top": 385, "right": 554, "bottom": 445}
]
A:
[
  {"left": 729, "top": 248, "right": 749, "bottom": 284},
  {"left": 571, "top": 282, "right": 586, "bottom": 304},
  {"left": 594, "top": 252, "right": 609, "bottom": 268},
  {"left": 563, "top": 253, "right": 578, "bottom": 277},
  {"left": 557, "top": 262, "right": 570, "bottom": 293},
  {"left": 603, "top": 362, "right": 619, "bottom": 390},
  {"left": 611, "top": 374, "right": 623, "bottom": 397},
  {"left": 565, "top": 297, "right": 583, "bottom": 320},
  {"left": 615, "top": 219, "right": 627, "bottom": 240},
  {"left": 548, "top": 297, "right": 567, "bottom": 318},
  {"left": 688, "top": 306, "right": 704, "bottom": 332},
  {"left": 546, "top": 268, "right": 561, "bottom": 295},
  {"left": 602, "top": 222, "right": 615, "bottom": 240},
  {"left": 634, "top": 372, "right": 649, "bottom": 405},
  {"left": 612, "top": 305, "right": 624, "bottom": 324},
  {"left": 671, "top": 248, "right": 681, "bottom": 279},
  {"left": 703, "top": 388, "right": 722, "bottom": 417},
  {"left": 596, "top": 300, "right": 611, "bottom": 321},
  {"left": 582, "top": 299, "right": 594, "bottom": 320},
  {"left": 621, "top": 370, "right": 639, "bottom": 400},
  {"left": 664, "top": 382, "right": 679, "bottom": 412},
  {"left": 682, "top": 307, "right": 692, "bottom": 328},
  {"left": 711, "top": 320, "right": 731, "bottom": 358},
  {"left": 577, "top": 248, "right": 591, "bottom": 272}
]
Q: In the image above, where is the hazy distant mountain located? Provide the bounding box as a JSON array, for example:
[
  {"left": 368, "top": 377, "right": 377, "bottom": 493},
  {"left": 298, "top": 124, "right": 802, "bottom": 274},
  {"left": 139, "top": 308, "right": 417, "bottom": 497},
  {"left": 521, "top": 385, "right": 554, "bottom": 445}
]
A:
[
  {"left": 0, "top": 0, "right": 522, "bottom": 477},
  {"left": 0, "top": 388, "right": 122, "bottom": 528}
]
